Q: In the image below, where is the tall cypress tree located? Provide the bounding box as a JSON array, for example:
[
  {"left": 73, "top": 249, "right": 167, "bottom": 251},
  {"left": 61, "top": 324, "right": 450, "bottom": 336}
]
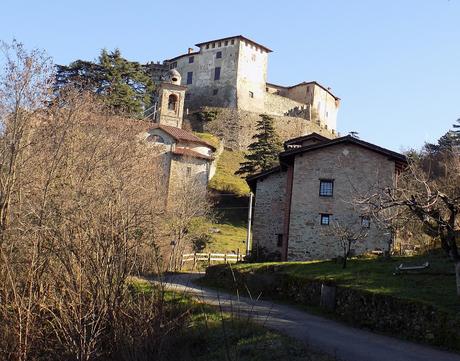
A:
[{"left": 236, "top": 114, "right": 282, "bottom": 176}]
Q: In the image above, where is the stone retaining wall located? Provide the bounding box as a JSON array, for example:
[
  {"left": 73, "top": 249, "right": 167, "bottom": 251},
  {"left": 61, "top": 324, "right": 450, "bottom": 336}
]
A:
[{"left": 204, "top": 264, "right": 460, "bottom": 351}]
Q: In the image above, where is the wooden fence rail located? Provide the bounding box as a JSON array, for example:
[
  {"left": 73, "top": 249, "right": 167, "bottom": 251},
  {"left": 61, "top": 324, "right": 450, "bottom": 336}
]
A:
[{"left": 180, "top": 251, "right": 245, "bottom": 270}]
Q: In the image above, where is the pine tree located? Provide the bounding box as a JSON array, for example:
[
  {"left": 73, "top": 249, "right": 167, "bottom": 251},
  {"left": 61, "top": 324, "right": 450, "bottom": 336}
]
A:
[
  {"left": 236, "top": 114, "right": 282, "bottom": 176},
  {"left": 55, "top": 49, "right": 155, "bottom": 118}
]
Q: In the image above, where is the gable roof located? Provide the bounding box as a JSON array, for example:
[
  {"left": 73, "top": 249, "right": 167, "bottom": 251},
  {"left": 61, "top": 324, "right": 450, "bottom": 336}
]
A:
[
  {"left": 246, "top": 165, "right": 282, "bottom": 192},
  {"left": 195, "top": 35, "right": 273, "bottom": 53},
  {"left": 284, "top": 132, "right": 330, "bottom": 149},
  {"left": 280, "top": 135, "right": 407, "bottom": 166},
  {"left": 149, "top": 124, "right": 216, "bottom": 151},
  {"left": 172, "top": 147, "right": 214, "bottom": 161}
]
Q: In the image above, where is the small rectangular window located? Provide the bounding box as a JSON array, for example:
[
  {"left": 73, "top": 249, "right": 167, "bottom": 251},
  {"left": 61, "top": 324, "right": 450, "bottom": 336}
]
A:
[
  {"left": 249, "top": 91, "right": 254, "bottom": 98},
  {"left": 186, "top": 71, "right": 193, "bottom": 85},
  {"left": 216, "top": 51, "right": 222, "bottom": 59},
  {"left": 212, "top": 89, "right": 218, "bottom": 95},
  {"left": 361, "top": 216, "right": 371, "bottom": 228},
  {"left": 214, "top": 67, "right": 221, "bottom": 80},
  {"left": 224, "top": 40, "right": 228, "bottom": 46},
  {"left": 231, "top": 39, "right": 235, "bottom": 45},
  {"left": 212, "top": 43, "right": 216, "bottom": 48},
  {"left": 206, "top": 44, "right": 210, "bottom": 49},
  {"left": 187, "top": 71, "right": 193, "bottom": 84},
  {"left": 189, "top": 56, "right": 194, "bottom": 63},
  {"left": 320, "top": 214, "right": 331, "bottom": 226},
  {"left": 170, "top": 62, "right": 177, "bottom": 69},
  {"left": 277, "top": 234, "right": 283, "bottom": 247},
  {"left": 319, "top": 179, "right": 334, "bottom": 197},
  {"left": 218, "top": 41, "right": 221, "bottom": 47},
  {"left": 306, "top": 86, "right": 310, "bottom": 93}
]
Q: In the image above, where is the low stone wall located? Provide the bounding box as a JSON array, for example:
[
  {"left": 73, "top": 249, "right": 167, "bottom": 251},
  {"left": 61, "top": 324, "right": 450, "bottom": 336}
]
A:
[
  {"left": 187, "top": 107, "right": 334, "bottom": 151},
  {"left": 204, "top": 264, "right": 460, "bottom": 351}
]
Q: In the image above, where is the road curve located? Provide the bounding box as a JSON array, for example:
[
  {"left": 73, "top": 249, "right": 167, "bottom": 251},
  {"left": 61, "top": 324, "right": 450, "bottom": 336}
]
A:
[{"left": 154, "top": 273, "right": 460, "bottom": 361}]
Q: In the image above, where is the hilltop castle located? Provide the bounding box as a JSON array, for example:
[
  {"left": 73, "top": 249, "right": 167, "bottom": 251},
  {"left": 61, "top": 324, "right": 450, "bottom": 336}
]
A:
[{"left": 150, "top": 35, "right": 340, "bottom": 150}]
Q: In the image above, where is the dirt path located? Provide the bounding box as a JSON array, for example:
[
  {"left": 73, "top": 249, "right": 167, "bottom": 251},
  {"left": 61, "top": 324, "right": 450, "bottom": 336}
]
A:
[{"left": 155, "top": 273, "right": 460, "bottom": 361}]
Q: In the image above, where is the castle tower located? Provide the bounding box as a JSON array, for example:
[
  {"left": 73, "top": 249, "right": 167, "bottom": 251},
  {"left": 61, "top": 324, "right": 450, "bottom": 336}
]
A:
[{"left": 156, "top": 69, "right": 187, "bottom": 128}]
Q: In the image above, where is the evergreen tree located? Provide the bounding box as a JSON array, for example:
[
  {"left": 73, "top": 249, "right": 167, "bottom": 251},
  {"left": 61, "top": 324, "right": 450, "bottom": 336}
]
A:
[
  {"left": 55, "top": 49, "right": 155, "bottom": 118},
  {"left": 425, "top": 118, "right": 460, "bottom": 154},
  {"left": 236, "top": 114, "right": 282, "bottom": 176}
]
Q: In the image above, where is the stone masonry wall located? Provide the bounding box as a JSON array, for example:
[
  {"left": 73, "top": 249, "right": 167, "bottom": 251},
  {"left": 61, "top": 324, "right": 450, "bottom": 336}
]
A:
[
  {"left": 288, "top": 143, "right": 395, "bottom": 261},
  {"left": 187, "top": 107, "right": 335, "bottom": 151},
  {"left": 252, "top": 170, "right": 286, "bottom": 258},
  {"left": 264, "top": 92, "right": 310, "bottom": 118}
]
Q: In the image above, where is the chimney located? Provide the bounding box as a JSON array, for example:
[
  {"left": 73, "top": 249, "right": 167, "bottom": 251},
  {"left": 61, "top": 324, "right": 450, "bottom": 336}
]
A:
[{"left": 188, "top": 48, "right": 194, "bottom": 54}]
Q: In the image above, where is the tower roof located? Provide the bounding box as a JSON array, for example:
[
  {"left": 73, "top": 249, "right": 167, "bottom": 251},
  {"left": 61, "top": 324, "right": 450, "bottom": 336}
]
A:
[{"left": 195, "top": 35, "right": 273, "bottom": 53}]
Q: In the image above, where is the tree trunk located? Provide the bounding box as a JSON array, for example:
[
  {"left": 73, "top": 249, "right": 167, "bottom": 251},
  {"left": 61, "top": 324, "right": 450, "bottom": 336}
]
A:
[{"left": 456, "top": 262, "right": 460, "bottom": 297}]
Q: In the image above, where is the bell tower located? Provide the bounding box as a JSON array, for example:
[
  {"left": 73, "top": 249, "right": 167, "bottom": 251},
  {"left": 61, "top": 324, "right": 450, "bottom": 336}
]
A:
[{"left": 155, "top": 69, "right": 187, "bottom": 128}]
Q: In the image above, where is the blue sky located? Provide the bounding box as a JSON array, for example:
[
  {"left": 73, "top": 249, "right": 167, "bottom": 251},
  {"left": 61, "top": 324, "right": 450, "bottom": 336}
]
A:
[{"left": 1, "top": 0, "right": 459, "bottom": 152}]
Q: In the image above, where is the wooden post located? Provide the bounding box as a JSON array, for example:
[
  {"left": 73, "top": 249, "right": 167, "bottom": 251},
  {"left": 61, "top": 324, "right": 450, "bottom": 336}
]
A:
[
  {"left": 193, "top": 252, "right": 197, "bottom": 271},
  {"left": 246, "top": 192, "right": 254, "bottom": 256},
  {"left": 224, "top": 253, "right": 227, "bottom": 264}
]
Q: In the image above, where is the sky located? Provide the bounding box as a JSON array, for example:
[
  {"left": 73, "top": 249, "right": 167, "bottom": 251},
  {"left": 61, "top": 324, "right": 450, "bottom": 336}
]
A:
[{"left": 1, "top": 0, "right": 459, "bottom": 152}]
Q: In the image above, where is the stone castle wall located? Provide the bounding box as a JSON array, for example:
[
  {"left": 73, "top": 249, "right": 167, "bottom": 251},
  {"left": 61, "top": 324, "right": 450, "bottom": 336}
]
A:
[
  {"left": 263, "top": 92, "right": 310, "bottom": 118},
  {"left": 187, "top": 107, "right": 335, "bottom": 151}
]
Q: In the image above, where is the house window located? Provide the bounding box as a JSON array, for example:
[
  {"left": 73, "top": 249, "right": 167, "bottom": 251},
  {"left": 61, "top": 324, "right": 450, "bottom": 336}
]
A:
[
  {"left": 189, "top": 56, "right": 194, "bottom": 63},
  {"left": 214, "top": 67, "right": 221, "bottom": 80},
  {"left": 186, "top": 167, "right": 192, "bottom": 178},
  {"left": 212, "top": 89, "right": 218, "bottom": 95},
  {"left": 206, "top": 44, "right": 210, "bottom": 49},
  {"left": 277, "top": 234, "right": 283, "bottom": 247},
  {"left": 216, "top": 51, "right": 222, "bottom": 59},
  {"left": 168, "top": 94, "right": 178, "bottom": 111},
  {"left": 224, "top": 40, "right": 228, "bottom": 46},
  {"left": 212, "top": 43, "right": 216, "bottom": 48},
  {"left": 319, "top": 179, "right": 334, "bottom": 197},
  {"left": 186, "top": 71, "right": 193, "bottom": 85},
  {"left": 320, "top": 214, "right": 331, "bottom": 226},
  {"left": 169, "top": 62, "right": 177, "bottom": 69},
  {"left": 249, "top": 91, "right": 254, "bottom": 98},
  {"left": 218, "top": 41, "right": 221, "bottom": 47},
  {"left": 361, "top": 216, "right": 371, "bottom": 228},
  {"left": 251, "top": 54, "right": 256, "bottom": 61},
  {"left": 231, "top": 39, "right": 235, "bottom": 45}
]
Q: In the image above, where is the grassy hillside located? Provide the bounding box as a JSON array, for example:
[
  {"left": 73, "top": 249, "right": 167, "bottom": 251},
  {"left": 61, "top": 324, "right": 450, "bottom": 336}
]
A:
[
  {"left": 208, "top": 149, "right": 250, "bottom": 196},
  {"left": 192, "top": 132, "right": 250, "bottom": 253}
]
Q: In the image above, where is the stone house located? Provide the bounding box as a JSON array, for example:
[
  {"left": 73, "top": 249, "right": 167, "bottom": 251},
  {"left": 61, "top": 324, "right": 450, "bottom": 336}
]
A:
[
  {"left": 163, "top": 35, "right": 340, "bottom": 133},
  {"left": 143, "top": 69, "right": 216, "bottom": 207},
  {"left": 247, "top": 133, "right": 406, "bottom": 261}
]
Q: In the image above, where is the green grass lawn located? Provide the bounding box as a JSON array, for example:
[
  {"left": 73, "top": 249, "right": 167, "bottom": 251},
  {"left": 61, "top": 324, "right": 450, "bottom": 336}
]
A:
[
  {"left": 205, "top": 222, "right": 247, "bottom": 253},
  {"left": 127, "top": 277, "right": 332, "bottom": 361},
  {"left": 208, "top": 149, "right": 250, "bottom": 196},
  {"left": 231, "top": 251, "right": 460, "bottom": 313}
]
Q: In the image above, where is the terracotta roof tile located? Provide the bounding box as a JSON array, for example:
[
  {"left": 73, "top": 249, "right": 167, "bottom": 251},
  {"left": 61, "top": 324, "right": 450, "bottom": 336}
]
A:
[
  {"left": 149, "top": 124, "right": 216, "bottom": 150},
  {"left": 172, "top": 147, "right": 214, "bottom": 160}
]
